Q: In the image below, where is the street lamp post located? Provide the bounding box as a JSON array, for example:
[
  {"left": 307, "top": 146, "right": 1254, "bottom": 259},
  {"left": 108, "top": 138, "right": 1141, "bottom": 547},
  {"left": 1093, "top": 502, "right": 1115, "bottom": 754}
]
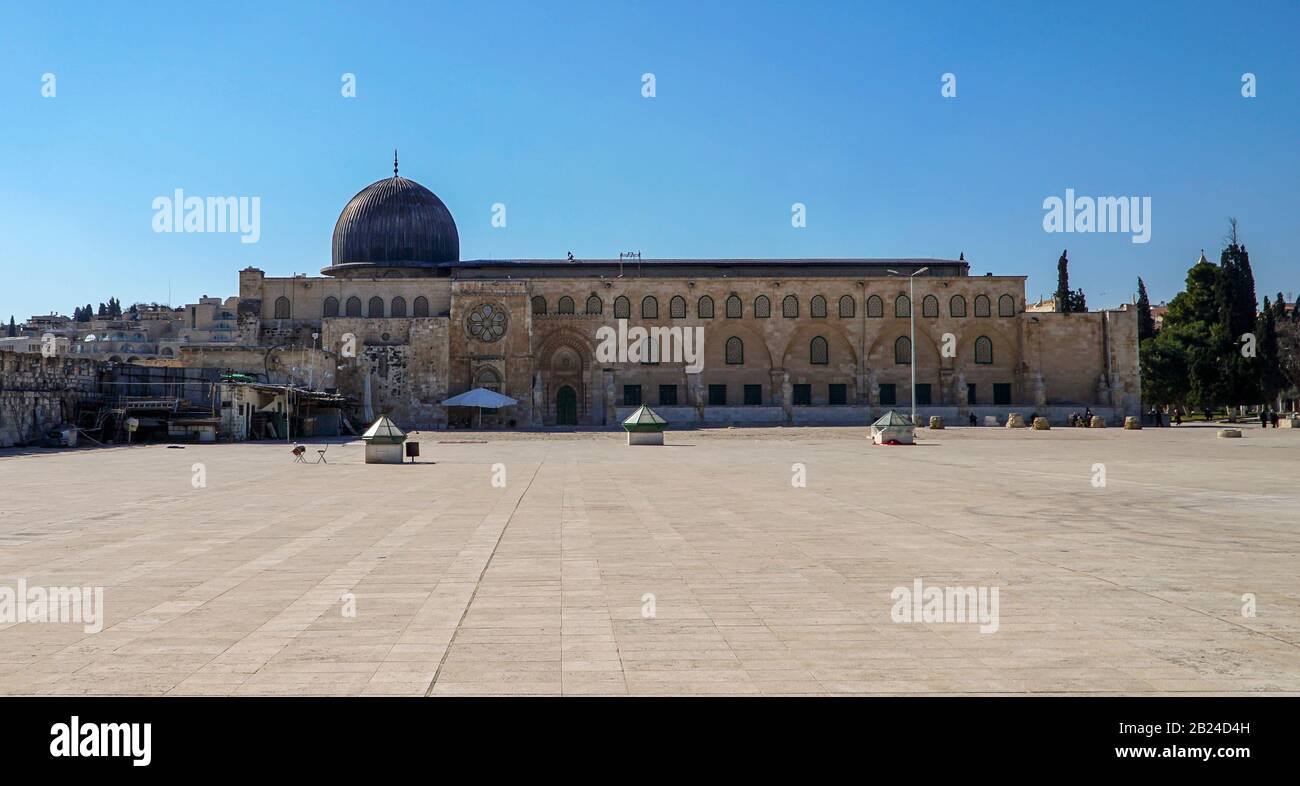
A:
[{"left": 888, "top": 266, "right": 929, "bottom": 425}]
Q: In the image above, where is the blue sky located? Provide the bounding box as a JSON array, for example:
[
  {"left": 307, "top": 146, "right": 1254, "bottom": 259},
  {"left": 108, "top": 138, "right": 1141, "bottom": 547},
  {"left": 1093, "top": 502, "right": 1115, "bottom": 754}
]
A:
[{"left": 2, "top": 0, "right": 1298, "bottom": 321}]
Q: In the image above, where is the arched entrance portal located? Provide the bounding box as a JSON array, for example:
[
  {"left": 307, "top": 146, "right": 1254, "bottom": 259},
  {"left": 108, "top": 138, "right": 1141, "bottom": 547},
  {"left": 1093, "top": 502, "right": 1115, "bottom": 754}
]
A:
[{"left": 556, "top": 385, "right": 578, "bottom": 426}]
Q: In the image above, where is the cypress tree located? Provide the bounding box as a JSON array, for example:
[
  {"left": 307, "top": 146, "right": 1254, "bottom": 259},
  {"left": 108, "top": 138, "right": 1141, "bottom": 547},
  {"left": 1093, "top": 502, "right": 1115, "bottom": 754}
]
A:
[
  {"left": 1136, "top": 278, "right": 1155, "bottom": 340},
  {"left": 1054, "top": 250, "right": 1071, "bottom": 313},
  {"left": 1257, "top": 298, "right": 1285, "bottom": 405}
]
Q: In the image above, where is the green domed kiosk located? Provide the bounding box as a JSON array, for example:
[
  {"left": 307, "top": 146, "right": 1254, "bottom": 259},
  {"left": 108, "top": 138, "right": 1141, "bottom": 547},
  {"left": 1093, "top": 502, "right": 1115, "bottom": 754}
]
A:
[{"left": 623, "top": 405, "right": 668, "bottom": 445}]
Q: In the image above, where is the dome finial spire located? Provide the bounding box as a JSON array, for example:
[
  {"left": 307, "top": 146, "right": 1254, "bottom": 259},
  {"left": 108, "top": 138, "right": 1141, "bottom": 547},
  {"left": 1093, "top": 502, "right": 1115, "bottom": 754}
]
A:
[{"left": 393, "top": 149, "right": 399, "bottom": 177}]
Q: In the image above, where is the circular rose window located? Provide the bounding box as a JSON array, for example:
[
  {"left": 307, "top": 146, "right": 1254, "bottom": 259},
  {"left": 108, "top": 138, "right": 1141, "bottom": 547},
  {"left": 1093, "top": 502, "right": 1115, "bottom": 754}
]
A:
[{"left": 467, "top": 303, "right": 507, "bottom": 342}]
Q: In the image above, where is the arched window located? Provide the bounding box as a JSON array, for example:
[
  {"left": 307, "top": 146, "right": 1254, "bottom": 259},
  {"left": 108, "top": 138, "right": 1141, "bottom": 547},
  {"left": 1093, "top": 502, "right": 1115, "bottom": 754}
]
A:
[
  {"left": 782, "top": 295, "right": 799, "bottom": 318},
  {"left": 726, "top": 295, "right": 742, "bottom": 318},
  {"left": 949, "top": 295, "right": 967, "bottom": 317},
  {"left": 586, "top": 295, "right": 603, "bottom": 315},
  {"left": 614, "top": 296, "right": 631, "bottom": 319},
  {"left": 810, "top": 335, "right": 829, "bottom": 365},
  {"left": 641, "top": 296, "right": 658, "bottom": 319},
  {"left": 867, "top": 295, "right": 883, "bottom": 318},
  {"left": 697, "top": 296, "right": 714, "bottom": 319},
  {"left": 474, "top": 366, "right": 502, "bottom": 392},
  {"left": 922, "top": 295, "right": 939, "bottom": 318},
  {"left": 391, "top": 296, "right": 407, "bottom": 318},
  {"left": 670, "top": 296, "right": 686, "bottom": 319},
  {"left": 894, "top": 336, "right": 911, "bottom": 365},
  {"left": 998, "top": 294, "right": 1015, "bottom": 317},
  {"left": 894, "top": 294, "right": 910, "bottom": 318},
  {"left": 345, "top": 297, "right": 362, "bottom": 317},
  {"left": 974, "top": 335, "right": 993, "bottom": 364},
  {"left": 557, "top": 296, "right": 574, "bottom": 314},
  {"left": 413, "top": 296, "right": 430, "bottom": 317},
  {"left": 839, "top": 295, "right": 855, "bottom": 318},
  {"left": 754, "top": 295, "right": 771, "bottom": 318},
  {"left": 368, "top": 296, "right": 384, "bottom": 318},
  {"left": 531, "top": 295, "right": 547, "bottom": 315},
  {"left": 725, "top": 336, "right": 744, "bottom": 365},
  {"left": 274, "top": 296, "right": 291, "bottom": 319},
  {"left": 974, "top": 294, "right": 991, "bottom": 317},
  {"left": 810, "top": 295, "right": 827, "bottom": 318},
  {"left": 323, "top": 296, "right": 339, "bottom": 318}
]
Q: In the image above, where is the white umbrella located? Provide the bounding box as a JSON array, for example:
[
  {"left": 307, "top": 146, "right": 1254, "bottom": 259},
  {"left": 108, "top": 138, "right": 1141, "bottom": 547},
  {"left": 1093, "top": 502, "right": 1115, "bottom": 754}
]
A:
[{"left": 440, "top": 388, "right": 518, "bottom": 429}]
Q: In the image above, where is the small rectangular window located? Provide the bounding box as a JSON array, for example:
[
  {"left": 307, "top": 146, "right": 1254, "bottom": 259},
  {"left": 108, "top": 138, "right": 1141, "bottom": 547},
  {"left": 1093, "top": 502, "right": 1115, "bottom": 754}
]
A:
[
  {"left": 743, "top": 384, "right": 762, "bottom": 406},
  {"left": 967, "top": 383, "right": 977, "bottom": 405},
  {"left": 915, "top": 383, "right": 931, "bottom": 406},
  {"left": 879, "top": 384, "right": 896, "bottom": 406},
  {"left": 993, "top": 383, "right": 1011, "bottom": 406},
  {"left": 623, "top": 385, "right": 642, "bottom": 406},
  {"left": 708, "top": 384, "right": 727, "bottom": 406},
  {"left": 792, "top": 384, "right": 812, "bottom": 406},
  {"left": 658, "top": 384, "right": 677, "bottom": 406},
  {"left": 828, "top": 384, "right": 847, "bottom": 405}
]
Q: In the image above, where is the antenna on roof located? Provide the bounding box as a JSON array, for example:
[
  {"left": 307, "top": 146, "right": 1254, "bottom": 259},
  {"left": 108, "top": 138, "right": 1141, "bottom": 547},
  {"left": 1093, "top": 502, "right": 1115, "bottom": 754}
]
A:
[
  {"left": 619, "top": 251, "right": 641, "bottom": 278},
  {"left": 393, "top": 149, "right": 399, "bottom": 177}
]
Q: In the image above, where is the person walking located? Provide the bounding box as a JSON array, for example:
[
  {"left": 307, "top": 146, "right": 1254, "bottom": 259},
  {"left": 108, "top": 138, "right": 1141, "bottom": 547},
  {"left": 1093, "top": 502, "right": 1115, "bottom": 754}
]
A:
[{"left": 1172, "top": 407, "right": 1182, "bottom": 426}]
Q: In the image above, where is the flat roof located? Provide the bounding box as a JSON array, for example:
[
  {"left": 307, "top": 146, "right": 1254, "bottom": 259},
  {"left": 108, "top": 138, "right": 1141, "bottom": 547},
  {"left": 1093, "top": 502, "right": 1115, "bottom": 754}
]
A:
[{"left": 446, "top": 257, "right": 970, "bottom": 279}]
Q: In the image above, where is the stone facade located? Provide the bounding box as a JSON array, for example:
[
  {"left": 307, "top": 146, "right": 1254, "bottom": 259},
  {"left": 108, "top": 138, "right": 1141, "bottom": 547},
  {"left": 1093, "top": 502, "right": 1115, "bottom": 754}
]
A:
[
  {"left": 0, "top": 350, "right": 102, "bottom": 447},
  {"left": 231, "top": 264, "right": 1141, "bottom": 429}
]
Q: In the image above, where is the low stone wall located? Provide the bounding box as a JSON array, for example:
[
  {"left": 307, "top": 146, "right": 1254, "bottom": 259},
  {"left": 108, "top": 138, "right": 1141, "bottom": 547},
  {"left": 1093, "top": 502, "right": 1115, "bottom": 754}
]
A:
[
  {"left": 607, "top": 403, "right": 1124, "bottom": 429},
  {"left": 0, "top": 350, "right": 103, "bottom": 447}
]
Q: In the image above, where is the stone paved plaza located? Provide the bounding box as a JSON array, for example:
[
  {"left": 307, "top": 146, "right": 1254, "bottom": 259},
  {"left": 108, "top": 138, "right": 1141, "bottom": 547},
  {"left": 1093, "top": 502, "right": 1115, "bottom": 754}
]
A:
[{"left": 1, "top": 424, "right": 1297, "bottom": 695}]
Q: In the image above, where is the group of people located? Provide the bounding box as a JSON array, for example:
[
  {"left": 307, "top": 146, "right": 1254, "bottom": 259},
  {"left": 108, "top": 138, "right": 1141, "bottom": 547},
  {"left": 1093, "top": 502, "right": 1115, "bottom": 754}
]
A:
[
  {"left": 1146, "top": 406, "right": 1286, "bottom": 427},
  {"left": 1146, "top": 406, "right": 1183, "bottom": 426},
  {"left": 1067, "top": 408, "right": 1095, "bottom": 427}
]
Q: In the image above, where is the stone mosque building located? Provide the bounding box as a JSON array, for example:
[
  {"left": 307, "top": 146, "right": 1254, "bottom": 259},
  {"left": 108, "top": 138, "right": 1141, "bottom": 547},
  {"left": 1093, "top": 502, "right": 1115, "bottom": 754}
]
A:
[{"left": 231, "top": 161, "right": 1140, "bottom": 430}]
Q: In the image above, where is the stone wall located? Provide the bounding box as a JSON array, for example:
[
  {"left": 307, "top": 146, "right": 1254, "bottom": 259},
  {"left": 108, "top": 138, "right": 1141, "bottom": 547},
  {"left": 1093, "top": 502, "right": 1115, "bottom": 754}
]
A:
[
  {"left": 321, "top": 316, "right": 450, "bottom": 429},
  {"left": 0, "top": 350, "right": 102, "bottom": 447},
  {"left": 174, "top": 345, "right": 337, "bottom": 390},
  {"left": 1025, "top": 309, "right": 1140, "bottom": 415}
]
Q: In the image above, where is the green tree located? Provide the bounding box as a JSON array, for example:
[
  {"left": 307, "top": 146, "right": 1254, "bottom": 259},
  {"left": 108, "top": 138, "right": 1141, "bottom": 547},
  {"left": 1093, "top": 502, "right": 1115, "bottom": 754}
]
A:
[
  {"left": 1053, "top": 250, "right": 1088, "bottom": 313},
  {"left": 5, "top": 316, "right": 15, "bottom": 337},
  {"left": 1214, "top": 222, "right": 1260, "bottom": 407},
  {"left": 1136, "top": 278, "right": 1156, "bottom": 341},
  {"left": 1054, "top": 250, "right": 1072, "bottom": 312},
  {"left": 1148, "top": 252, "right": 1221, "bottom": 409},
  {"left": 1256, "top": 297, "right": 1286, "bottom": 406}
]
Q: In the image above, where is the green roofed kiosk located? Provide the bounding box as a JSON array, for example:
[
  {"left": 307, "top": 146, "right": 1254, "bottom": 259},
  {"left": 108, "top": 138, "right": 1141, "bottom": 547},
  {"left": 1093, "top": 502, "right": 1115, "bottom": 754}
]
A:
[
  {"left": 870, "top": 410, "right": 915, "bottom": 445},
  {"left": 622, "top": 405, "right": 668, "bottom": 445},
  {"left": 361, "top": 415, "right": 407, "bottom": 463}
]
